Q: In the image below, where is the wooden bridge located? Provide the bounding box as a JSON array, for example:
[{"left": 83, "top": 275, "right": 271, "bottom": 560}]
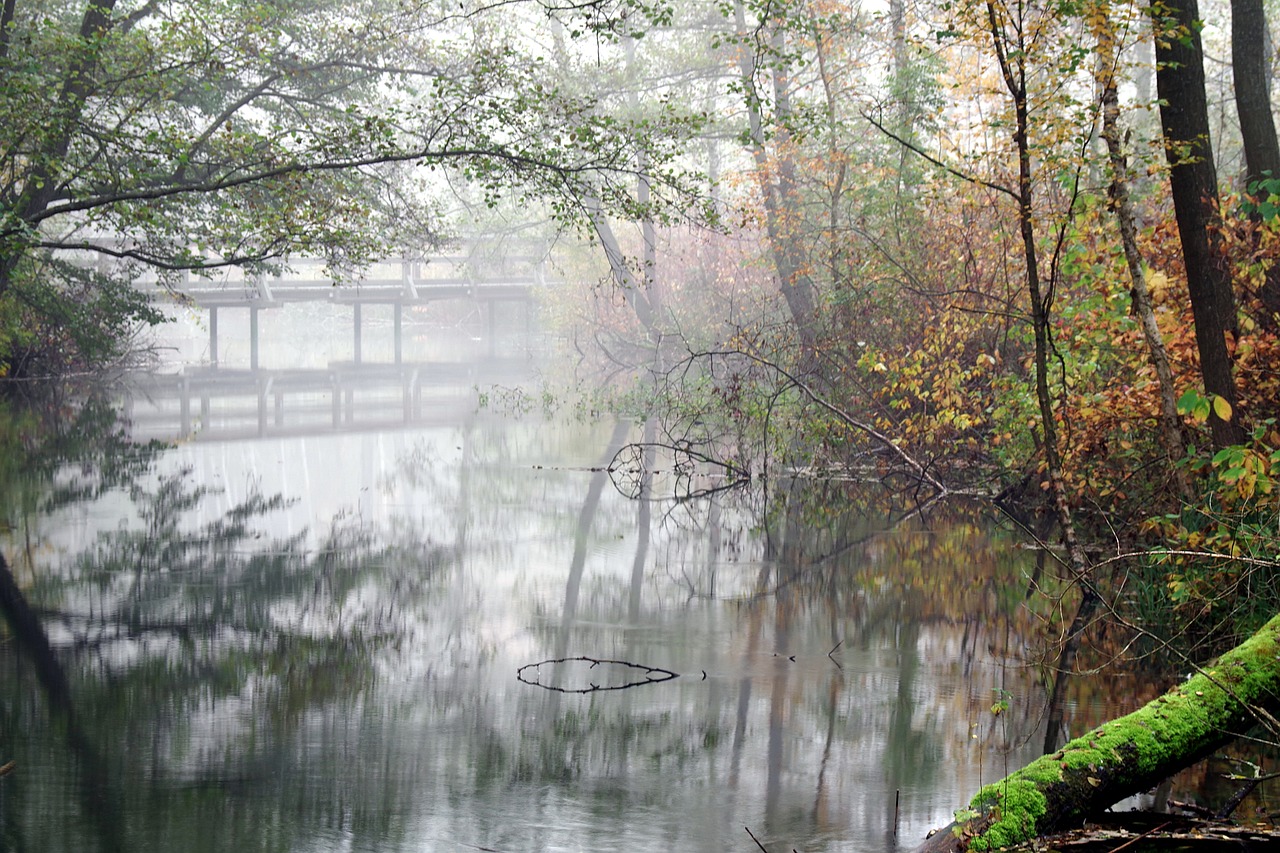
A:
[{"left": 139, "top": 249, "right": 551, "bottom": 368}]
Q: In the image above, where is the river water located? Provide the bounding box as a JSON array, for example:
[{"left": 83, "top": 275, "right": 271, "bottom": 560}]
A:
[{"left": 1, "top": 303, "right": 1154, "bottom": 852}]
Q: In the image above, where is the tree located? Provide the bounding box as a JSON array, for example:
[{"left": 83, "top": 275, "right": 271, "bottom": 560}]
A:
[
  {"left": 0, "top": 0, "right": 709, "bottom": 374},
  {"left": 973, "top": 0, "right": 1101, "bottom": 756},
  {"left": 1092, "top": 0, "right": 1189, "bottom": 496},
  {"left": 1232, "top": 0, "right": 1280, "bottom": 193},
  {"left": 1151, "top": 0, "right": 1246, "bottom": 447},
  {"left": 915, "top": 608, "right": 1280, "bottom": 852},
  {"left": 1231, "top": 0, "right": 1280, "bottom": 323},
  {"left": 729, "top": 0, "right": 820, "bottom": 363}
]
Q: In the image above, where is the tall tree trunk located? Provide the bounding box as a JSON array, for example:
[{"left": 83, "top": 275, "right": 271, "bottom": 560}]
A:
[
  {"left": 625, "top": 32, "right": 662, "bottom": 346},
  {"left": 983, "top": 0, "right": 1099, "bottom": 754},
  {"left": 1231, "top": 0, "right": 1280, "bottom": 325},
  {"left": 0, "top": 0, "right": 121, "bottom": 296},
  {"left": 734, "top": 1, "right": 819, "bottom": 366},
  {"left": 810, "top": 13, "right": 850, "bottom": 321},
  {"left": 1152, "top": 0, "right": 1245, "bottom": 448},
  {"left": 984, "top": 0, "right": 1093, "bottom": 599},
  {"left": 587, "top": 198, "right": 655, "bottom": 330},
  {"left": 1233, "top": 0, "right": 1280, "bottom": 186},
  {"left": 915, "top": 610, "right": 1280, "bottom": 852},
  {"left": 0, "top": 0, "right": 15, "bottom": 60},
  {"left": 1093, "top": 3, "right": 1190, "bottom": 497}
]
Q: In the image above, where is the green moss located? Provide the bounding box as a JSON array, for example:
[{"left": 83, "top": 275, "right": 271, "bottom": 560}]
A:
[
  {"left": 1057, "top": 614, "right": 1280, "bottom": 777},
  {"left": 967, "top": 779, "right": 1047, "bottom": 851},
  {"left": 956, "top": 613, "right": 1280, "bottom": 850}
]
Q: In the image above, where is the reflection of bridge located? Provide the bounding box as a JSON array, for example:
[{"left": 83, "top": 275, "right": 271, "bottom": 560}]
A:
[
  {"left": 143, "top": 251, "right": 550, "bottom": 368},
  {"left": 123, "top": 359, "right": 530, "bottom": 443}
]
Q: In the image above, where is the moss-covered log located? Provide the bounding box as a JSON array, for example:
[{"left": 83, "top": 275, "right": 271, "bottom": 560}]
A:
[{"left": 914, "top": 612, "right": 1280, "bottom": 852}]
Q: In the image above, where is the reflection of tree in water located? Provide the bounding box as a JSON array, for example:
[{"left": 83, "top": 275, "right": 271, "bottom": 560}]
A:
[
  {"left": 2, "top": 457, "right": 448, "bottom": 853},
  {"left": 392, "top": 414, "right": 646, "bottom": 565},
  {"left": 455, "top": 452, "right": 1058, "bottom": 850},
  {"left": 0, "top": 394, "right": 169, "bottom": 573},
  {"left": 62, "top": 472, "right": 425, "bottom": 651}
]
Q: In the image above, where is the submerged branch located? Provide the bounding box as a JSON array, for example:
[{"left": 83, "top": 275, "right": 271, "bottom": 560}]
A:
[{"left": 682, "top": 348, "right": 950, "bottom": 497}]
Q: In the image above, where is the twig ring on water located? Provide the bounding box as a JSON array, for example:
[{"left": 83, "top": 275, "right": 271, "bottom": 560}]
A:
[{"left": 516, "top": 656, "right": 679, "bottom": 693}]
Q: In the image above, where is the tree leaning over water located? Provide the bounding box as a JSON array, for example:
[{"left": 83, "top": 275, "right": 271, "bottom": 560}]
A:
[
  {"left": 916, "top": 609, "right": 1280, "bottom": 852},
  {"left": 0, "top": 0, "right": 711, "bottom": 376}
]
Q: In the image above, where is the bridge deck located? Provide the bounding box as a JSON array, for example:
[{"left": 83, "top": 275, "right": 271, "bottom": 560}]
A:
[
  {"left": 172, "top": 279, "right": 541, "bottom": 307},
  {"left": 139, "top": 254, "right": 550, "bottom": 308},
  {"left": 124, "top": 252, "right": 549, "bottom": 368}
]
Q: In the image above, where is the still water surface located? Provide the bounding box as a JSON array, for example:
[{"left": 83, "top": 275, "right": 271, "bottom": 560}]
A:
[{"left": 1, "top": 305, "right": 1130, "bottom": 853}]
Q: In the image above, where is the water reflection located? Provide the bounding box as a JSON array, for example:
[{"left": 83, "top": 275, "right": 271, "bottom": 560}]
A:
[{"left": 1, "top": 322, "right": 1112, "bottom": 853}]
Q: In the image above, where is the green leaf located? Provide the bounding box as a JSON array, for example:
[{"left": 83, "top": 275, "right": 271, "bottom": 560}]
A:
[
  {"left": 1212, "top": 395, "right": 1234, "bottom": 422},
  {"left": 1176, "top": 388, "right": 1203, "bottom": 416}
]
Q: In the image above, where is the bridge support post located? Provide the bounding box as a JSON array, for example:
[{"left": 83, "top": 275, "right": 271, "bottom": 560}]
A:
[
  {"left": 353, "top": 303, "right": 363, "bottom": 365},
  {"left": 394, "top": 302, "right": 403, "bottom": 365},
  {"left": 250, "top": 307, "right": 260, "bottom": 371},
  {"left": 209, "top": 308, "right": 219, "bottom": 367}
]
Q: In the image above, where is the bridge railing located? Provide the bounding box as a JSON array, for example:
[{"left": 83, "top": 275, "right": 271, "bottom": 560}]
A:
[{"left": 65, "top": 243, "right": 552, "bottom": 307}]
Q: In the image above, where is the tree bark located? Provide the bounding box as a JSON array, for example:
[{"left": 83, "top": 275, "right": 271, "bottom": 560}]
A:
[
  {"left": 1233, "top": 0, "right": 1280, "bottom": 187},
  {"left": 914, "top": 611, "right": 1280, "bottom": 852},
  {"left": 0, "top": 0, "right": 122, "bottom": 296},
  {"left": 983, "top": 2, "right": 1100, "bottom": 753},
  {"left": 733, "top": 0, "right": 819, "bottom": 366},
  {"left": 0, "top": 0, "right": 16, "bottom": 61},
  {"left": 1152, "top": 0, "right": 1245, "bottom": 448},
  {"left": 1093, "top": 2, "right": 1190, "bottom": 497},
  {"left": 1231, "top": 0, "right": 1280, "bottom": 324},
  {"left": 983, "top": 0, "right": 1093, "bottom": 591}
]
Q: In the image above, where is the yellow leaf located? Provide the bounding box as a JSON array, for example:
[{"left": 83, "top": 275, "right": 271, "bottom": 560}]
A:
[{"left": 1212, "top": 395, "right": 1233, "bottom": 422}]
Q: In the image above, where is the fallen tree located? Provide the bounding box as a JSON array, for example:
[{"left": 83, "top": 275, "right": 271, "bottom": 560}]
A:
[{"left": 914, "top": 612, "right": 1280, "bottom": 852}]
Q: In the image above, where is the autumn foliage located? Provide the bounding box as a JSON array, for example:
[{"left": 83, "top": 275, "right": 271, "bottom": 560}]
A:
[{"left": 542, "top": 0, "right": 1280, "bottom": 667}]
